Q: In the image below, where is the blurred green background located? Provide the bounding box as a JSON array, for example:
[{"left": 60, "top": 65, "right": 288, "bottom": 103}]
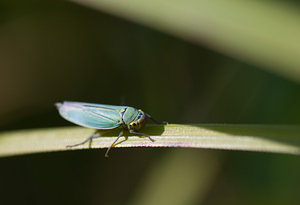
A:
[{"left": 0, "top": 0, "right": 300, "bottom": 205}]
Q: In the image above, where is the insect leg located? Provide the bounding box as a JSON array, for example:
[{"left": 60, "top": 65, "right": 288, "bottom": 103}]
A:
[
  {"left": 105, "top": 130, "right": 126, "bottom": 158},
  {"left": 129, "top": 130, "right": 155, "bottom": 142},
  {"left": 145, "top": 113, "right": 168, "bottom": 125},
  {"left": 66, "top": 131, "right": 100, "bottom": 148}
]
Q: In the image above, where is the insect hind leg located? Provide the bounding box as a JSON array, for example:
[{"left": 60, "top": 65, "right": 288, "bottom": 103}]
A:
[{"left": 66, "top": 131, "right": 100, "bottom": 148}]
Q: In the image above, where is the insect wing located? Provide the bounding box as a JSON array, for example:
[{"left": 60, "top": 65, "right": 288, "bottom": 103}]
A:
[{"left": 58, "top": 101, "right": 125, "bottom": 129}]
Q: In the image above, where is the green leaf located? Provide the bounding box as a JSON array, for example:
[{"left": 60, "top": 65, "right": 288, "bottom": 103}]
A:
[
  {"left": 0, "top": 124, "right": 299, "bottom": 157},
  {"left": 69, "top": 0, "right": 300, "bottom": 82}
]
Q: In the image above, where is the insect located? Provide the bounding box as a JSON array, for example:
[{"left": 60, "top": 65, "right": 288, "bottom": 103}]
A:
[{"left": 56, "top": 101, "right": 167, "bottom": 157}]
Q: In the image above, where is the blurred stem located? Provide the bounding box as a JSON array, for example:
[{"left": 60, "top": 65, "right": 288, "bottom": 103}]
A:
[{"left": 0, "top": 124, "right": 299, "bottom": 157}]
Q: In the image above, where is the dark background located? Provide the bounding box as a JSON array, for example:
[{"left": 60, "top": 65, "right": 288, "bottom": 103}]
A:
[{"left": 0, "top": 1, "right": 300, "bottom": 205}]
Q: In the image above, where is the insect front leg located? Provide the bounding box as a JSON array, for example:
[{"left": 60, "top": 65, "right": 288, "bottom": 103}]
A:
[
  {"left": 129, "top": 130, "right": 155, "bottom": 142},
  {"left": 145, "top": 113, "right": 168, "bottom": 125},
  {"left": 66, "top": 131, "right": 100, "bottom": 148}
]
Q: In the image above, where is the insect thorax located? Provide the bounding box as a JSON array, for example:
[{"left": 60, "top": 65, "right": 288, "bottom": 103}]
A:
[{"left": 128, "top": 109, "right": 147, "bottom": 131}]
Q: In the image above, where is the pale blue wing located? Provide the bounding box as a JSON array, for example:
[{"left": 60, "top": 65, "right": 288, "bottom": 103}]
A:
[{"left": 57, "top": 101, "right": 126, "bottom": 129}]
